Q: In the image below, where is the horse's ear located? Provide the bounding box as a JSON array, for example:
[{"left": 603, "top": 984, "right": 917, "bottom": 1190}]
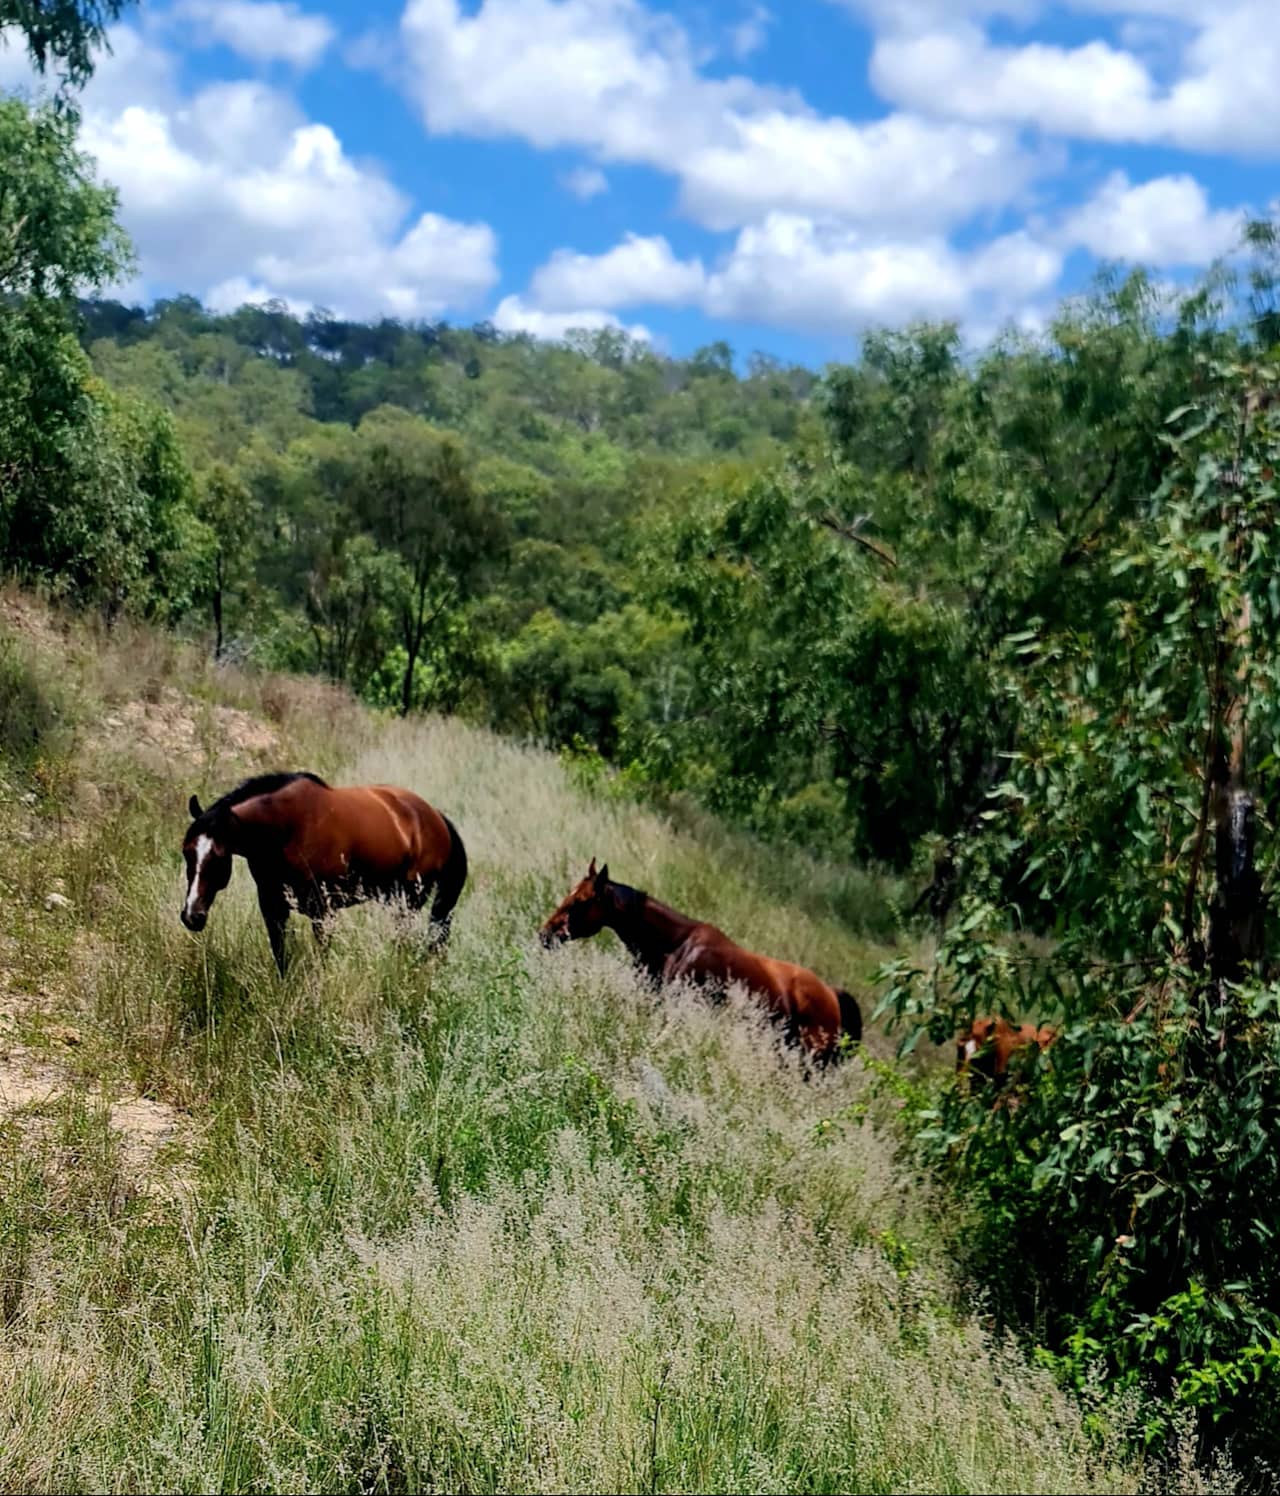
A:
[
  {"left": 587, "top": 857, "right": 597, "bottom": 877},
  {"left": 188, "top": 794, "right": 203, "bottom": 819},
  {"left": 597, "top": 863, "right": 609, "bottom": 885}
]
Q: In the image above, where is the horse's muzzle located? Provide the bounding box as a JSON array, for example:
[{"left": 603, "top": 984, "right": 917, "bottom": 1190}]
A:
[
  {"left": 539, "top": 925, "right": 567, "bottom": 949},
  {"left": 181, "top": 908, "right": 207, "bottom": 932}
]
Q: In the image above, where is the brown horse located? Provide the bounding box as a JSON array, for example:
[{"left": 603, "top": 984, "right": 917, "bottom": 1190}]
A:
[
  {"left": 956, "top": 1016, "right": 1057, "bottom": 1092},
  {"left": 181, "top": 772, "right": 467, "bottom": 974},
  {"left": 539, "top": 860, "right": 862, "bottom": 1062}
]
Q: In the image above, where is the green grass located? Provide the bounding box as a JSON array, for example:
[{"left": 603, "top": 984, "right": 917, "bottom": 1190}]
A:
[{"left": 0, "top": 598, "right": 1178, "bottom": 1493}]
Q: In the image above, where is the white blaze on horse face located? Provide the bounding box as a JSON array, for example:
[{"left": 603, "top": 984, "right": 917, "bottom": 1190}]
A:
[{"left": 185, "top": 834, "right": 214, "bottom": 918}]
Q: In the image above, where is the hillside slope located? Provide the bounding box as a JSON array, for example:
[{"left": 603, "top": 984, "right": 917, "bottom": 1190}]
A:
[{"left": 0, "top": 593, "right": 1148, "bottom": 1493}]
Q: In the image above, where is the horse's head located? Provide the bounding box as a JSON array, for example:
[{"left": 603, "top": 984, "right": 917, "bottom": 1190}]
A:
[
  {"left": 955, "top": 1016, "right": 997, "bottom": 1073},
  {"left": 180, "top": 794, "right": 235, "bottom": 933},
  {"left": 539, "top": 858, "right": 614, "bottom": 947}
]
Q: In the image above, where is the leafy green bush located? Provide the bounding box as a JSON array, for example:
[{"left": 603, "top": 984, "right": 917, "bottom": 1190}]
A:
[
  {"left": 0, "top": 629, "right": 70, "bottom": 778},
  {"left": 881, "top": 347, "right": 1280, "bottom": 1467}
]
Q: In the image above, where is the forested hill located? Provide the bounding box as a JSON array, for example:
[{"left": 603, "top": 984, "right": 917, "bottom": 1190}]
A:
[
  {"left": 62, "top": 259, "right": 1272, "bottom": 876},
  {"left": 78, "top": 296, "right": 819, "bottom": 457}
]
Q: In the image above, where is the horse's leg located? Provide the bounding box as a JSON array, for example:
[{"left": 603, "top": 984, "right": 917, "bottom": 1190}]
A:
[
  {"left": 302, "top": 886, "right": 334, "bottom": 954},
  {"left": 427, "top": 821, "right": 468, "bottom": 951},
  {"left": 391, "top": 884, "right": 427, "bottom": 950},
  {"left": 257, "top": 884, "right": 291, "bottom": 977}
]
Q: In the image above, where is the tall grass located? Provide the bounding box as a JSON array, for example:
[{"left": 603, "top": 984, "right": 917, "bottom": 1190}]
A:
[{"left": 0, "top": 602, "right": 1177, "bottom": 1492}]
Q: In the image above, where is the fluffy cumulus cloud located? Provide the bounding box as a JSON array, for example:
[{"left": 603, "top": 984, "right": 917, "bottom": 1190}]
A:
[
  {"left": 867, "top": 1, "right": 1280, "bottom": 156},
  {"left": 1061, "top": 171, "right": 1243, "bottom": 264},
  {"left": 529, "top": 234, "right": 705, "bottom": 311},
  {"left": 704, "top": 217, "right": 1062, "bottom": 334},
  {"left": 394, "top": 0, "right": 1038, "bottom": 235},
  {"left": 678, "top": 110, "right": 1037, "bottom": 234},
  {"left": 491, "top": 294, "right": 651, "bottom": 343},
  {"left": 61, "top": 27, "right": 498, "bottom": 318},
  {"left": 397, "top": 0, "right": 783, "bottom": 168},
  {"left": 173, "top": 0, "right": 337, "bottom": 69},
  {"left": 511, "top": 217, "right": 1062, "bottom": 338}
]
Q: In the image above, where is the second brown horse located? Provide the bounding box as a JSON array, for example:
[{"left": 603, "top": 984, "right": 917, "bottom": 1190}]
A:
[
  {"left": 540, "top": 860, "right": 862, "bottom": 1062},
  {"left": 181, "top": 771, "right": 467, "bottom": 974}
]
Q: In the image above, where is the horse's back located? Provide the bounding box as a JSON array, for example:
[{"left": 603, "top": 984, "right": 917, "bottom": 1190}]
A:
[
  {"left": 337, "top": 785, "right": 453, "bottom": 875},
  {"left": 673, "top": 928, "right": 843, "bottom": 1047},
  {"left": 264, "top": 780, "right": 451, "bottom": 883}
]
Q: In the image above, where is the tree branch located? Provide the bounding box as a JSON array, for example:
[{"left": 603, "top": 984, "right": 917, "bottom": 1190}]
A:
[{"left": 818, "top": 512, "right": 898, "bottom": 569}]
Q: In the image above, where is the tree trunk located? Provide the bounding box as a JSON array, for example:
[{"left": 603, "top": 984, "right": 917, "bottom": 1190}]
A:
[
  {"left": 1207, "top": 392, "right": 1266, "bottom": 1002},
  {"left": 400, "top": 644, "right": 419, "bottom": 717},
  {"left": 212, "top": 552, "right": 224, "bottom": 661},
  {"left": 1208, "top": 592, "right": 1262, "bottom": 991}
]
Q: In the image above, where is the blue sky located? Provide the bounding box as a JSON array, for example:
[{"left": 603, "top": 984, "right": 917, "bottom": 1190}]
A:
[{"left": 2, "top": 0, "right": 1275, "bottom": 364}]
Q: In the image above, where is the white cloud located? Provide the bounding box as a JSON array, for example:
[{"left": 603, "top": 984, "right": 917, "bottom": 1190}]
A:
[
  {"left": 701, "top": 214, "right": 1062, "bottom": 334},
  {"left": 530, "top": 233, "right": 705, "bottom": 310},
  {"left": 71, "top": 29, "right": 498, "bottom": 320},
  {"left": 514, "top": 217, "right": 1062, "bottom": 339},
  {"left": 394, "top": 0, "right": 1038, "bottom": 233},
  {"left": 730, "top": 5, "right": 772, "bottom": 59},
  {"left": 561, "top": 165, "right": 609, "bottom": 199},
  {"left": 1061, "top": 171, "right": 1243, "bottom": 264},
  {"left": 492, "top": 294, "right": 651, "bottom": 343},
  {"left": 868, "top": 2, "right": 1280, "bottom": 156},
  {"left": 204, "top": 274, "right": 311, "bottom": 314},
  {"left": 397, "top": 0, "right": 785, "bottom": 167},
  {"left": 871, "top": 25, "right": 1160, "bottom": 141},
  {"left": 173, "top": 0, "right": 337, "bottom": 69},
  {"left": 679, "top": 109, "right": 1038, "bottom": 233}
]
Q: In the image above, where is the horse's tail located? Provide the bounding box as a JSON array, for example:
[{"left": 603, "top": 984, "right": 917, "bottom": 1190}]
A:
[
  {"left": 836, "top": 988, "right": 863, "bottom": 1046},
  {"left": 429, "top": 813, "right": 468, "bottom": 941}
]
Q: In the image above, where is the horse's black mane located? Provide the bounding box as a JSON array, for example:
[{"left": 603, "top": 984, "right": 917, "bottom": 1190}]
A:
[
  {"left": 606, "top": 879, "right": 646, "bottom": 914},
  {"left": 195, "top": 771, "right": 328, "bottom": 825}
]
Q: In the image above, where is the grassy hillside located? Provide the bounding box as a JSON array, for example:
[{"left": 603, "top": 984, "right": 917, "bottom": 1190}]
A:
[{"left": 0, "top": 591, "right": 1162, "bottom": 1493}]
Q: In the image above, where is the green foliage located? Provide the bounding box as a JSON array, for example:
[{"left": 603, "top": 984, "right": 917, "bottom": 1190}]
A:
[
  {"left": 880, "top": 345, "right": 1280, "bottom": 1455},
  {"left": 0, "top": 627, "right": 68, "bottom": 776},
  {"left": 0, "top": 96, "right": 194, "bottom": 617},
  {"left": 0, "top": 0, "right": 135, "bottom": 87},
  {"left": 0, "top": 98, "right": 131, "bottom": 299}
]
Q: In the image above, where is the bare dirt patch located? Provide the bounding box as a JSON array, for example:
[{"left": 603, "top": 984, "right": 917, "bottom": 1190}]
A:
[
  {"left": 0, "top": 1047, "right": 66, "bottom": 1113},
  {"left": 89, "top": 686, "right": 279, "bottom": 770},
  {"left": 0, "top": 590, "right": 66, "bottom": 653},
  {"left": 1, "top": 1046, "right": 190, "bottom": 1197}
]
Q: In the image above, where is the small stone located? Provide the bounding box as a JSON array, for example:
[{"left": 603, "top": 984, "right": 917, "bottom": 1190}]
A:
[
  {"left": 44, "top": 892, "right": 71, "bottom": 912},
  {"left": 75, "top": 782, "right": 102, "bottom": 814}
]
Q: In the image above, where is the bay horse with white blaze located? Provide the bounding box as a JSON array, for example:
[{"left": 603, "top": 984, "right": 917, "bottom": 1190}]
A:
[
  {"left": 181, "top": 772, "right": 467, "bottom": 974},
  {"left": 956, "top": 1016, "right": 1057, "bottom": 1094},
  {"left": 540, "top": 860, "right": 862, "bottom": 1063}
]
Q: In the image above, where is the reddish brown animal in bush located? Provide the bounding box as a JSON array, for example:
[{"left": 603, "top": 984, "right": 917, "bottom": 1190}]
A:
[
  {"left": 540, "top": 860, "right": 862, "bottom": 1063},
  {"left": 956, "top": 1016, "right": 1057, "bottom": 1093}
]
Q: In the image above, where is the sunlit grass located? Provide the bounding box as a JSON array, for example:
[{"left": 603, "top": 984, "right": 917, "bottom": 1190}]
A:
[{"left": 0, "top": 601, "right": 1176, "bottom": 1493}]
